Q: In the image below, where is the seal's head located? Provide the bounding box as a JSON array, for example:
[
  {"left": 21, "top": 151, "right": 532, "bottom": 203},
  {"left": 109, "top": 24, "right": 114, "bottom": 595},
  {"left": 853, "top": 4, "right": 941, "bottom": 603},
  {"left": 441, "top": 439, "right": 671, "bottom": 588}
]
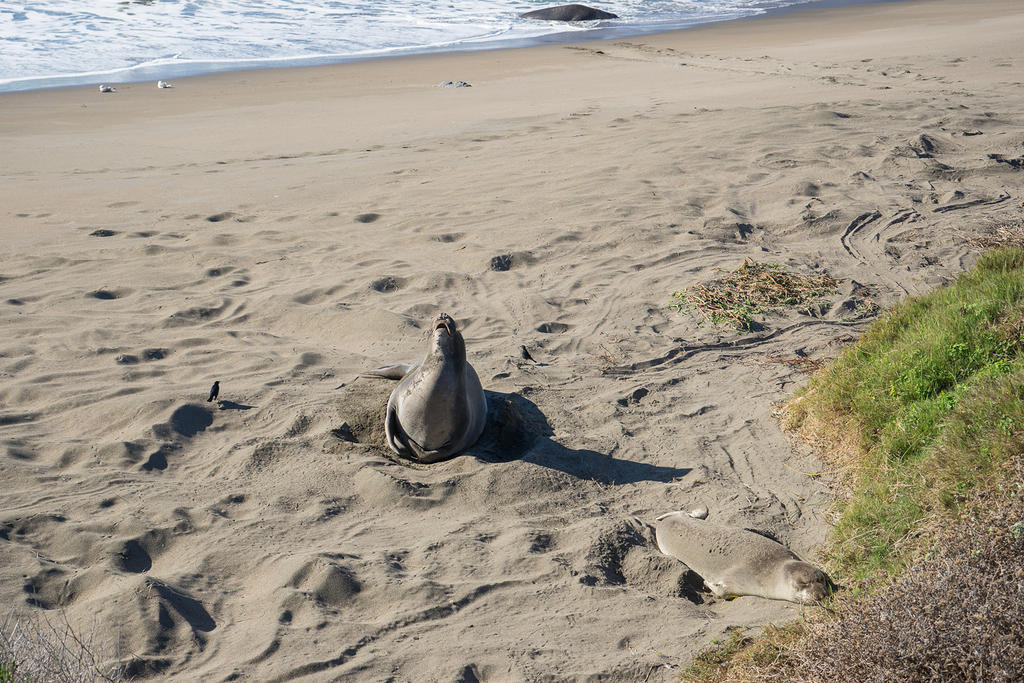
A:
[
  {"left": 429, "top": 313, "right": 466, "bottom": 365},
  {"left": 781, "top": 560, "right": 833, "bottom": 604}
]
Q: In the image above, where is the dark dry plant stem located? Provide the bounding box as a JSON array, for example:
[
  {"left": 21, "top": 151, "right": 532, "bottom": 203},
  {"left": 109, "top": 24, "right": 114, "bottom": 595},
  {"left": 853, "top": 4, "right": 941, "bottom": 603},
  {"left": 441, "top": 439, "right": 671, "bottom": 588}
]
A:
[{"left": 0, "top": 608, "right": 129, "bottom": 683}]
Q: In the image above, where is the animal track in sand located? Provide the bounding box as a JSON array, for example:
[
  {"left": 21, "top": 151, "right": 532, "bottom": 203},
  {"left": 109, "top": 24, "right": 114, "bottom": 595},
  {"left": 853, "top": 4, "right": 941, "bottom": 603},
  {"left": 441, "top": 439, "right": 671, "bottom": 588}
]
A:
[
  {"left": 115, "top": 348, "right": 170, "bottom": 365},
  {"left": 489, "top": 254, "right": 513, "bottom": 271},
  {"left": 292, "top": 285, "right": 343, "bottom": 305},
  {"left": 165, "top": 404, "right": 214, "bottom": 438},
  {"left": 354, "top": 212, "right": 381, "bottom": 223},
  {"left": 88, "top": 288, "right": 130, "bottom": 300},
  {"left": 287, "top": 557, "right": 362, "bottom": 607},
  {"left": 23, "top": 567, "right": 73, "bottom": 608},
  {"left": 617, "top": 387, "right": 650, "bottom": 406},
  {"left": 137, "top": 404, "right": 215, "bottom": 473},
  {"left": 116, "top": 539, "right": 153, "bottom": 573},
  {"left": 140, "top": 443, "right": 180, "bottom": 472},
  {"left": 164, "top": 297, "right": 242, "bottom": 326},
  {"left": 370, "top": 276, "right": 404, "bottom": 293},
  {"left": 205, "top": 266, "right": 233, "bottom": 278},
  {"left": 143, "top": 578, "right": 217, "bottom": 633},
  {"left": 576, "top": 519, "right": 705, "bottom": 602}
]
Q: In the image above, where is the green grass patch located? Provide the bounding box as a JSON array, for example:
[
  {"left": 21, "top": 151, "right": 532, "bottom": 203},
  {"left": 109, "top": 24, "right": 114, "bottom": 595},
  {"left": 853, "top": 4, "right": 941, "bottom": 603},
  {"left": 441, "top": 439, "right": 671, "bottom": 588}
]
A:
[
  {"left": 785, "top": 247, "right": 1024, "bottom": 581},
  {"left": 678, "top": 247, "right": 1024, "bottom": 682},
  {"left": 669, "top": 258, "right": 839, "bottom": 330}
]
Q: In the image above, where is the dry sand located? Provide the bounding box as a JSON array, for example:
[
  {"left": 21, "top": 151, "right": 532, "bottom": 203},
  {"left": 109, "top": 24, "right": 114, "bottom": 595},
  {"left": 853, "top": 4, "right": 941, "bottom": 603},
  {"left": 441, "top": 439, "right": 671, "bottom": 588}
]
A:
[{"left": 2, "top": 0, "right": 1023, "bottom": 679}]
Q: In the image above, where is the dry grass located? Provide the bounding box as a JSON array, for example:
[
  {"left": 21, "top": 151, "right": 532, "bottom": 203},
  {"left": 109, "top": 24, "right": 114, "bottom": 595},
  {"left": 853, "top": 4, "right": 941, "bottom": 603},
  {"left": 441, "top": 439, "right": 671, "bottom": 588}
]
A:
[
  {"left": 0, "top": 609, "right": 129, "bottom": 682},
  {"left": 780, "top": 393, "right": 863, "bottom": 482},
  {"left": 680, "top": 624, "right": 806, "bottom": 683},
  {"left": 959, "top": 220, "right": 1024, "bottom": 250},
  {"left": 669, "top": 259, "right": 839, "bottom": 330},
  {"left": 784, "top": 476, "right": 1024, "bottom": 682},
  {"left": 763, "top": 353, "right": 830, "bottom": 375}
]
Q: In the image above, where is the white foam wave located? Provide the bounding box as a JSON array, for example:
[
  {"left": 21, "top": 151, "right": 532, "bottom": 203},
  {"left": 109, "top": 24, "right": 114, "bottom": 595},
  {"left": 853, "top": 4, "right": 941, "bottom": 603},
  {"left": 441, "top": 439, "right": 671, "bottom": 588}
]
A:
[{"left": 0, "top": 0, "right": 822, "bottom": 92}]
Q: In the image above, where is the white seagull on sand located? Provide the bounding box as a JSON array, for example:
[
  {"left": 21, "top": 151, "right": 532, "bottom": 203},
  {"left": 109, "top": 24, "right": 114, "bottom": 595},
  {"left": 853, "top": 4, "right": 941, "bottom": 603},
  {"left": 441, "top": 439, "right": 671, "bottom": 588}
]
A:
[
  {"left": 157, "top": 80, "right": 173, "bottom": 89},
  {"left": 98, "top": 84, "right": 116, "bottom": 93}
]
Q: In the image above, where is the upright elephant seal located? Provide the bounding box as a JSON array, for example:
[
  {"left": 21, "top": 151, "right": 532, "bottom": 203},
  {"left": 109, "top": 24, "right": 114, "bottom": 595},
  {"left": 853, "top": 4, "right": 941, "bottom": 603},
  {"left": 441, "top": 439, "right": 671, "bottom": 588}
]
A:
[
  {"left": 654, "top": 510, "right": 832, "bottom": 604},
  {"left": 362, "top": 313, "right": 487, "bottom": 463},
  {"left": 519, "top": 4, "right": 618, "bottom": 21}
]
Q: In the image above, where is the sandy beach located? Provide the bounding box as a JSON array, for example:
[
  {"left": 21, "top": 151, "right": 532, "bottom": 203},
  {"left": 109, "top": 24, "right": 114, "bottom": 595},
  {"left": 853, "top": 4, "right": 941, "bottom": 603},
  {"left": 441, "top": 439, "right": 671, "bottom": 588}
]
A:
[{"left": 2, "top": 0, "right": 1023, "bottom": 679}]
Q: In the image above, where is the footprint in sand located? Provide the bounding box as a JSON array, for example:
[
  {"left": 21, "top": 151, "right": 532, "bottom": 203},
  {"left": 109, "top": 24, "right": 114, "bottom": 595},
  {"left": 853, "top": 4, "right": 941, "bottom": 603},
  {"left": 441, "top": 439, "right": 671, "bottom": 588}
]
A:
[
  {"left": 88, "top": 288, "right": 129, "bottom": 300},
  {"left": 370, "top": 276, "right": 404, "bottom": 293},
  {"left": 536, "top": 322, "right": 570, "bottom": 334}
]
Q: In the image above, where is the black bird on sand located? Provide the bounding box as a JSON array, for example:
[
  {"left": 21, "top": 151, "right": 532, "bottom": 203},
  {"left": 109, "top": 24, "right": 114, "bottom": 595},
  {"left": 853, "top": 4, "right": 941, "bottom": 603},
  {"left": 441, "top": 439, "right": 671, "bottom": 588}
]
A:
[{"left": 207, "top": 381, "right": 220, "bottom": 402}]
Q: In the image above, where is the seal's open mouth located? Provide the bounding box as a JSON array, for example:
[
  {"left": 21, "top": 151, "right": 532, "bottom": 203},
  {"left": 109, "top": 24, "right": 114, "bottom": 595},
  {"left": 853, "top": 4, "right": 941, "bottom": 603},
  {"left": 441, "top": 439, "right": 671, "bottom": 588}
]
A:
[{"left": 434, "top": 316, "right": 453, "bottom": 336}]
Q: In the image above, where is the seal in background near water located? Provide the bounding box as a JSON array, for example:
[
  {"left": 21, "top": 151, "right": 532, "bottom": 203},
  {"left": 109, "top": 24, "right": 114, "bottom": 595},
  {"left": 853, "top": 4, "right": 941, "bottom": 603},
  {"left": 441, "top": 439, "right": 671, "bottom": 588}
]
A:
[
  {"left": 654, "top": 509, "right": 832, "bottom": 604},
  {"left": 519, "top": 4, "right": 618, "bottom": 21},
  {"left": 362, "top": 313, "right": 487, "bottom": 463}
]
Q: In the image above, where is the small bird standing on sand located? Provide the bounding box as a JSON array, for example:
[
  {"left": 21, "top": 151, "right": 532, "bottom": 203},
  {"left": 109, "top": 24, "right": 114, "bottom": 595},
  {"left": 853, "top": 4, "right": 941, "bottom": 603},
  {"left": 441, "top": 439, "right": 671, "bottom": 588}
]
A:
[
  {"left": 98, "top": 84, "right": 116, "bottom": 93},
  {"left": 157, "top": 80, "right": 173, "bottom": 89},
  {"left": 207, "top": 381, "right": 220, "bottom": 403}
]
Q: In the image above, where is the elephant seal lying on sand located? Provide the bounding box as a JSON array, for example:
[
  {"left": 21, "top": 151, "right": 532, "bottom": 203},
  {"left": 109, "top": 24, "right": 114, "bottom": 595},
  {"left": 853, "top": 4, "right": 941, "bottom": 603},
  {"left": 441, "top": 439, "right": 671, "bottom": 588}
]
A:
[
  {"left": 654, "top": 509, "right": 832, "bottom": 604},
  {"left": 519, "top": 4, "right": 618, "bottom": 21},
  {"left": 362, "top": 313, "right": 487, "bottom": 463}
]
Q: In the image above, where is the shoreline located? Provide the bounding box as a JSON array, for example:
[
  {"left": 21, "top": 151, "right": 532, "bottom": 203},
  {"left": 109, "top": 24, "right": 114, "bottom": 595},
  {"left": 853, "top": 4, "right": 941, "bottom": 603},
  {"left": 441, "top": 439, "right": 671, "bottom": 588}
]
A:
[
  {"left": 2, "top": 0, "right": 1022, "bottom": 679},
  {"left": 1, "top": 0, "right": 903, "bottom": 94}
]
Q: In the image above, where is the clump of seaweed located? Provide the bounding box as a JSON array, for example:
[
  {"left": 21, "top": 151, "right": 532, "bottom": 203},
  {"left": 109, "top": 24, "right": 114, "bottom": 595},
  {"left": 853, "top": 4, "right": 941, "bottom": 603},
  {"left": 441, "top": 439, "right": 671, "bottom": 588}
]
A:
[{"left": 669, "top": 259, "right": 839, "bottom": 330}]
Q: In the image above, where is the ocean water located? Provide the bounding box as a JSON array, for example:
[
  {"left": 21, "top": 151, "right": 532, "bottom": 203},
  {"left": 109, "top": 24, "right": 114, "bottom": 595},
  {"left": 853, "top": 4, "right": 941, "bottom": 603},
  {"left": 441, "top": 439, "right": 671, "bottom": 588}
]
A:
[{"left": 1, "top": 0, "right": 835, "bottom": 92}]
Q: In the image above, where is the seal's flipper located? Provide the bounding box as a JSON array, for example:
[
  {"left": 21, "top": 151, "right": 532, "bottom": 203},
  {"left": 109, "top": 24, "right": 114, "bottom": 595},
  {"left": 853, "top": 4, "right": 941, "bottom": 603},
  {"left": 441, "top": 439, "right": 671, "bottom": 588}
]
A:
[
  {"left": 385, "top": 403, "right": 411, "bottom": 457},
  {"left": 361, "top": 363, "right": 417, "bottom": 380},
  {"left": 387, "top": 420, "right": 454, "bottom": 464},
  {"left": 406, "top": 437, "right": 457, "bottom": 464},
  {"left": 655, "top": 508, "right": 708, "bottom": 523}
]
